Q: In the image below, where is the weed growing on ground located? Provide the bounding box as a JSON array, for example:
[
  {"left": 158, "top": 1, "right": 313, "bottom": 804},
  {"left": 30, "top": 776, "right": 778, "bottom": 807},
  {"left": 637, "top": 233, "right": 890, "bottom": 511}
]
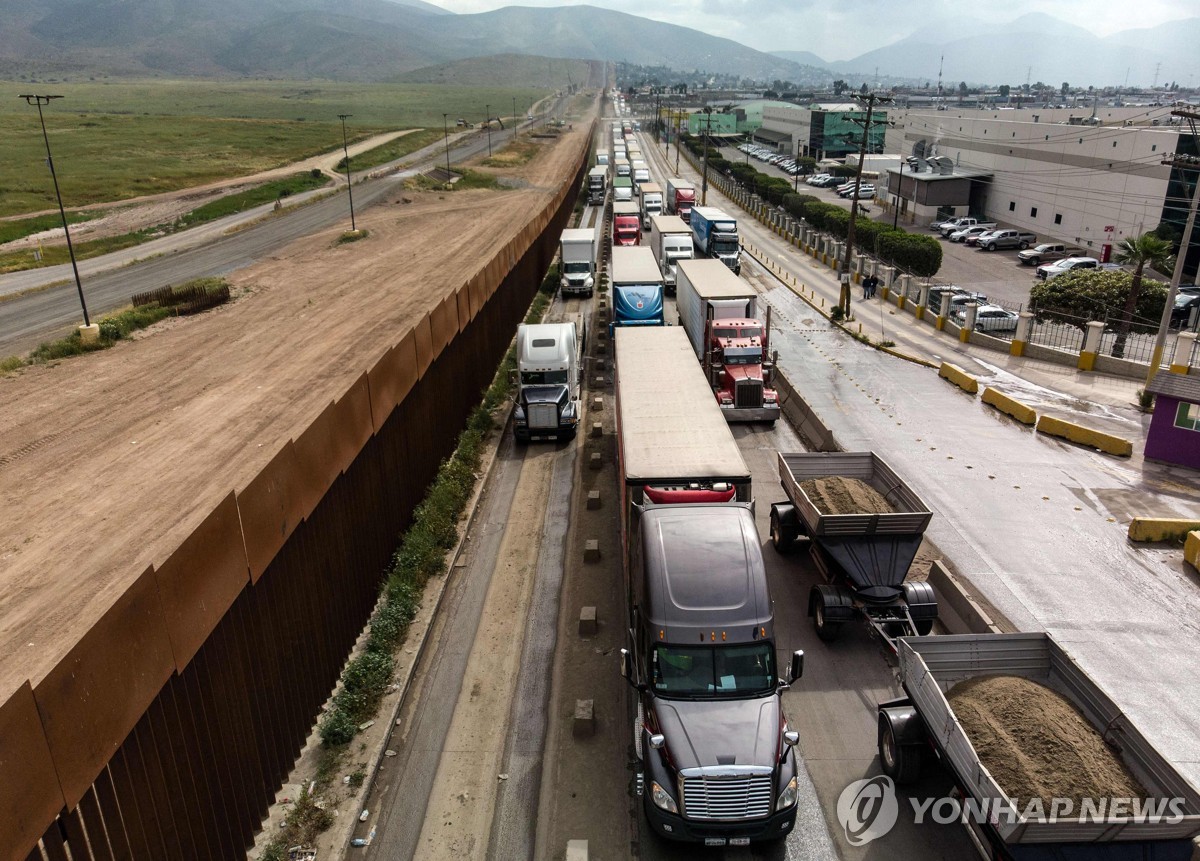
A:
[{"left": 336, "top": 229, "right": 369, "bottom": 244}]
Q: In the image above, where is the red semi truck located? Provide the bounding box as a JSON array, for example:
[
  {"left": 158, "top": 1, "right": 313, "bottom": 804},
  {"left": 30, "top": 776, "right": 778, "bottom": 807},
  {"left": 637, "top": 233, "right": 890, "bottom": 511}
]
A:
[
  {"left": 665, "top": 178, "right": 696, "bottom": 223},
  {"left": 613, "top": 200, "right": 642, "bottom": 246},
  {"left": 675, "top": 259, "right": 779, "bottom": 423}
]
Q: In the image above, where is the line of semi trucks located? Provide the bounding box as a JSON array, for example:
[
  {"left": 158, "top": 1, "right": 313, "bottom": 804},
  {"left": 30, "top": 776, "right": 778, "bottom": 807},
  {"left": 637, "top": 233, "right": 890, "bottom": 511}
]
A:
[{"left": 510, "top": 122, "right": 1200, "bottom": 853}]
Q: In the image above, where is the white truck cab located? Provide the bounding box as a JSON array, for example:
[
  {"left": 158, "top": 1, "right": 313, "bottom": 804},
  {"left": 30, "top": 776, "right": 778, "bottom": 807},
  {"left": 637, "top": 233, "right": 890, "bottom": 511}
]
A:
[{"left": 513, "top": 322, "right": 581, "bottom": 443}]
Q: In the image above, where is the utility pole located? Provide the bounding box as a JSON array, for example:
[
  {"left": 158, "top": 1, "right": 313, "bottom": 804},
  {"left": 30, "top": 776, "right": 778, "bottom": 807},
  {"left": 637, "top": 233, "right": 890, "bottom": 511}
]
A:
[
  {"left": 485, "top": 104, "right": 492, "bottom": 157},
  {"left": 512, "top": 96, "right": 517, "bottom": 129},
  {"left": 838, "top": 92, "right": 892, "bottom": 318},
  {"left": 700, "top": 107, "right": 712, "bottom": 206},
  {"left": 20, "top": 94, "right": 91, "bottom": 328},
  {"left": 1146, "top": 109, "right": 1200, "bottom": 385},
  {"left": 893, "top": 158, "right": 906, "bottom": 229},
  {"left": 442, "top": 112, "right": 452, "bottom": 175},
  {"left": 337, "top": 114, "right": 356, "bottom": 231},
  {"left": 674, "top": 109, "right": 681, "bottom": 176}
]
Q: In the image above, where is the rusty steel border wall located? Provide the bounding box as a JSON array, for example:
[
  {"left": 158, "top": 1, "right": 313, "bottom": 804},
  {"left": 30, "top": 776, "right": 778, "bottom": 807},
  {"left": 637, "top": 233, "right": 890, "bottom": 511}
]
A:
[{"left": 4, "top": 124, "right": 592, "bottom": 861}]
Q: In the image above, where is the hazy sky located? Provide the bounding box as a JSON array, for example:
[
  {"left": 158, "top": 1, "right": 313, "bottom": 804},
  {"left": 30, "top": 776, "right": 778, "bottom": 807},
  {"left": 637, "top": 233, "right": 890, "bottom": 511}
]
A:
[{"left": 428, "top": 0, "right": 1196, "bottom": 62}]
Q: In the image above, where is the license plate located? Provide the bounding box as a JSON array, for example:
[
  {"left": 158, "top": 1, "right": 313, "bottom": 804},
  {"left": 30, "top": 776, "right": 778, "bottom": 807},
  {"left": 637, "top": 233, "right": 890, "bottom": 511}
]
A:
[
  {"left": 704, "top": 837, "right": 727, "bottom": 847},
  {"left": 730, "top": 837, "right": 750, "bottom": 846}
]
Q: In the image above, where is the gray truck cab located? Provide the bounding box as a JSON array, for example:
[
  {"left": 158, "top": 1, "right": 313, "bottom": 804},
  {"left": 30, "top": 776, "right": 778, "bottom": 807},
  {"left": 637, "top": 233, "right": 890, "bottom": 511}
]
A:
[
  {"left": 512, "top": 322, "right": 580, "bottom": 442},
  {"left": 621, "top": 503, "right": 803, "bottom": 845}
]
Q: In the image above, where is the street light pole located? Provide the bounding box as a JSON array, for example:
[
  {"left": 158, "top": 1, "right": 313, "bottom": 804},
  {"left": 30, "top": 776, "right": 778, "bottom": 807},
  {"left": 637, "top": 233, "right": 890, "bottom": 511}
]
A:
[
  {"left": 485, "top": 104, "right": 493, "bottom": 157},
  {"left": 442, "top": 112, "right": 452, "bottom": 175},
  {"left": 700, "top": 107, "right": 712, "bottom": 206},
  {"left": 1146, "top": 117, "right": 1200, "bottom": 385},
  {"left": 893, "top": 158, "right": 906, "bottom": 230},
  {"left": 838, "top": 92, "right": 891, "bottom": 318},
  {"left": 337, "top": 113, "right": 356, "bottom": 232},
  {"left": 512, "top": 96, "right": 516, "bottom": 129},
  {"left": 20, "top": 94, "right": 90, "bottom": 327}
]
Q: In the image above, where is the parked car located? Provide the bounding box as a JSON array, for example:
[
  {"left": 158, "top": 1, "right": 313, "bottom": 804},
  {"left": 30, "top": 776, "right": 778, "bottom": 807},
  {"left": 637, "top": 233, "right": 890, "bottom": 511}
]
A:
[
  {"left": 807, "top": 173, "right": 831, "bottom": 185},
  {"left": 1036, "top": 256, "right": 1101, "bottom": 280},
  {"left": 964, "top": 229, "right": 1002, "bottom": 247},
  {"left": 956, "top": 304, "right": 1020, "bottom": 332},
  {"left": 1017, "top": 243, "right": 1081, "bottom": 266},
  {"left": 948, "top": 225, "right": 994, "bottom": 243},
  {"left": 1171, "top": 293, "right": 1200, "bottom": 328},
  {"left": 979, "top": 229, "right": 1038, "bottom": 251},
  {"left": 928, "top": 286, "right": 988, "bottom": 311}
]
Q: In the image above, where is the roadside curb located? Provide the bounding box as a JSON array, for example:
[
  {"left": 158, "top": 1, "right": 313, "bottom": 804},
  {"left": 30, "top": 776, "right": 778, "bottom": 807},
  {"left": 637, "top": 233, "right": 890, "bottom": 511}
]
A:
[
  {"left": 938, "top": 361, "right": 980, "bottom": 394},
  {"left": 982, "top": 386, "right": 1038, "bottom": 425}
]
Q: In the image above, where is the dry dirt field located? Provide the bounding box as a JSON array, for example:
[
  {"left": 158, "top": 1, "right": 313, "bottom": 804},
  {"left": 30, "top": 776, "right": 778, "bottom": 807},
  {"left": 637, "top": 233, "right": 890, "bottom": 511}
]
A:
[{"left": 0, "top": 121, "right": 590, "bottom": 704}]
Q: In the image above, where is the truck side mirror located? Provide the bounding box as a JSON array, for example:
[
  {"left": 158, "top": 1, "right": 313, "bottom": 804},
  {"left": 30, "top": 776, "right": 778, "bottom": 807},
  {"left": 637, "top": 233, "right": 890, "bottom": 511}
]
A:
[
  {"left": 788, "top": 650, "right": 804, "bottom": 683},
  {"left": 649, "top": 733, "right": 666, "bottom": 750},
  {"left": 620, "top": 648, "right": 632, "bottom": 682},
  {"left": 783, "top": 730, "right": 799, "bottom": 747}
]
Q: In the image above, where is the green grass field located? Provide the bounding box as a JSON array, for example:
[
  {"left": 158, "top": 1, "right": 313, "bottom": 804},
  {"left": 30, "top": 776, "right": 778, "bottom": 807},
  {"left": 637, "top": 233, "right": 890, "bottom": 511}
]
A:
[{"left": 1, "top": 79, "right": 550, "bottom": 218}]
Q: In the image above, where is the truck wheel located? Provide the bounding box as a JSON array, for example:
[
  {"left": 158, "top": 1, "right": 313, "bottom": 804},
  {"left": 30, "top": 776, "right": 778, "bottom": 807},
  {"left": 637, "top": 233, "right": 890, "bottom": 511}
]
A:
[
  {"left": 770, "top": 508, "right": 797, "bottom": 553},
  {"left": 1019, "top": 241, "right": 1030, "bottom": 250},
  {"left": 814, "top": 598, "right": 842, "bottom": 642},
  {"left": 879, "top": 718, "right": 923, "bottom": 784}
]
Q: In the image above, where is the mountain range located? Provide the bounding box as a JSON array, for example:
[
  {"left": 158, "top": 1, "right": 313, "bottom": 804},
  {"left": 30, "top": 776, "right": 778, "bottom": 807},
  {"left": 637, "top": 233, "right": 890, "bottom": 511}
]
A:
[
  {"left": 2, "top": 0, "right": 1192, "bottom": 89},
  {"left": 0, "top": 0, "right": 827, "bottom": 83},
  {"left": 772, "top": 13, "right": 1200, "bottom": 88}
]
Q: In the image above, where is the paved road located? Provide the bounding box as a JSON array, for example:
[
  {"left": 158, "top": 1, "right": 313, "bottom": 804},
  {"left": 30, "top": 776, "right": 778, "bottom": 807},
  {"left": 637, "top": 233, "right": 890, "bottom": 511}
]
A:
[{"left": 0, "top": 114, "right": 551, "bottom": 355}]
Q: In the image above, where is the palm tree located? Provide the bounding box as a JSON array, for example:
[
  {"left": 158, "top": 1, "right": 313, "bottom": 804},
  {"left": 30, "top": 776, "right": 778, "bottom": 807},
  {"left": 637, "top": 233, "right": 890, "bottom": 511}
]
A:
[{"left": 1110, "top": 233, "right": 1173, "bottom": 358}]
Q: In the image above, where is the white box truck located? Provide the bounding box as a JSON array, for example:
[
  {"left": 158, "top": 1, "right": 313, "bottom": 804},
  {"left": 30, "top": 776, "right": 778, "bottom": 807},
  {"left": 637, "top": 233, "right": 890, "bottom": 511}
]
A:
[
  {"left": 648, "top": 215, "right": 693, "bottom": 296},
  {"left": 559, "top": 228, "right": 596, "bottom": 298},
  {"left": 513, "top": 322, "right": 581, "bottom": 442},
  {"left": 638, "top": 182, "right": 664, "bottom": 230}
]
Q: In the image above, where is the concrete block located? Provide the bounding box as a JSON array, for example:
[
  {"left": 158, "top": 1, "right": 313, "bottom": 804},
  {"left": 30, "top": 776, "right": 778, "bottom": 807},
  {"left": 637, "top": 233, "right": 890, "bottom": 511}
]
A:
[
  {"left": 589, "top": 452, "right": 602, "bottom": 470},
  {"left": 573, "top": 699, "right": 595, "bottom": 738},
  {"left": 1186, "top": 532, "right": 1200, "bottom": 572},
  {"left": 593, "top": 376, "right": 607, "bottom": 388},
  {"left": 583, "top": 539, "right": 600, "bottom": 562},
  {"left": 1036, "top": 415, "right": 1133, "bottom": 458},
  {"left": 981, "top": 386, "right": 1037, "bottom": 425},
  {"left": 1128, "top": 518, "right": 1200, "bottom": 543},
  {"left": 566, "top": 839, "right": 589, "bottom": 861},
  {"left": 597, "top": 339, "right": 607, "bottom": 354},
  {"left": 590, "top": 422, "right": 603, "bottom": 438},
  {"left": 591, "top": 396, "right": 603, "bottom": 411},
  {"left": 937, "top": 362, "right": 979, "bottom": 395},
  {"left": 578, "top": 606, "right": 598, "bottom": 636},
  {"left": 587, "top": 490, "right": 601, "bottom": 510}
]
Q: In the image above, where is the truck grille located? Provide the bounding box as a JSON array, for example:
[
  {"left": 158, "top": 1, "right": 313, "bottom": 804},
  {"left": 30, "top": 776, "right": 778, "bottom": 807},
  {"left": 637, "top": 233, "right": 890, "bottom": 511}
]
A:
[
  {"left": 528, "top": 403, "right": 558, "bottom": 429},
  {"left": 682, "top": 774, "right": 773, "bottom": 821},
  {"left": 734, "top": 379, "right": 763, "bottom": 408}
]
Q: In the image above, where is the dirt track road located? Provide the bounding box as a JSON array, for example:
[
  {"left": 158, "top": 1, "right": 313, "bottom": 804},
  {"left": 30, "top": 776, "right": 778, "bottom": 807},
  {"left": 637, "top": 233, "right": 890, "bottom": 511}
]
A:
[{"left": 0, "top": 118, "right": 591, "bottom": 708}]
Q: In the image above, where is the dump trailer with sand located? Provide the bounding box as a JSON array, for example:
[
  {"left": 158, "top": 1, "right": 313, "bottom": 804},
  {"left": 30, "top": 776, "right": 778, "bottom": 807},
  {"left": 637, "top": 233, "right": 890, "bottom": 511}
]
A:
[
  {"left": 769, "top": 451, "right": 937, "bottom": 647},
  {"left": 878, "top": 633, "right": 1200, "bottom": 859}
]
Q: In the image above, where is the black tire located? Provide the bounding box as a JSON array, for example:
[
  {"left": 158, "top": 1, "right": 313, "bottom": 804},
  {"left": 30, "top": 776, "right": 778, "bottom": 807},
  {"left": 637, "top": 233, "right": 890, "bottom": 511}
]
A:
[
  {"left": 814, "top": 597, "right": 842, "bottom": 642},
  {"left": 1019, "top": 241, "right": 1030, "bottom": 250},
  {"left": 879, "top": 718, "right": 923, "bottom": 784},
  {"left": 915, "top": 618, "right": 934, "bottom": 636},
  {"left": 984, "top": 243, "right": 995, "bottom": 251},
  {"left": 770, "top": 509, "right": 797, "bottom": 554}
]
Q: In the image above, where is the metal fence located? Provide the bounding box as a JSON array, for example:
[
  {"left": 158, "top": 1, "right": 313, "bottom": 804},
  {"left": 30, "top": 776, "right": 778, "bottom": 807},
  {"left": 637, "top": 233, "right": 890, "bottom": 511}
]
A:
[{"left": 1027, "top": 316, "right": 1087, "bottom": 354}]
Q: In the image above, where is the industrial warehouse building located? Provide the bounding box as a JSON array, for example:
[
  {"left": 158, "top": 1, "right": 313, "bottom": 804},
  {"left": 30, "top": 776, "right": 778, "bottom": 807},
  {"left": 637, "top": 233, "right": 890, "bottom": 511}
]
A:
[{"left": 755, "top": 104, "right": 1199, "bottom": 281}]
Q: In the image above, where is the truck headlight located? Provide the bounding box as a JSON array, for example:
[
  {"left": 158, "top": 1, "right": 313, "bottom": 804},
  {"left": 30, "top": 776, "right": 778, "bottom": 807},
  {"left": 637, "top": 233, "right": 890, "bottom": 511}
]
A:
[
  {"left": 584, "top": 275, "right": 594, "bottom": 288},
  {"left": 765, "top": 394, "right": 777, "bottom": 404},
  {"left": 777, "top": 776, "right": 798, "bottom": 811},
  {"left": 650, "top": 781, "right": 679, "bottom": 814},
  {"left": 560, "top": 277, "right": 568, "bottom": 288}
]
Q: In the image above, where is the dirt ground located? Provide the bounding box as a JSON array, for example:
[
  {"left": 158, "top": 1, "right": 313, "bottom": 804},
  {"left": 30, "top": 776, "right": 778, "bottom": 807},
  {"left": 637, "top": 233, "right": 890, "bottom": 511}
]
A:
[
  {"left": 0, "top": 121, "right": 590, "bottom": 705},
  {"left": 0, "top": 129, "right": 418, "bottom": 252}
]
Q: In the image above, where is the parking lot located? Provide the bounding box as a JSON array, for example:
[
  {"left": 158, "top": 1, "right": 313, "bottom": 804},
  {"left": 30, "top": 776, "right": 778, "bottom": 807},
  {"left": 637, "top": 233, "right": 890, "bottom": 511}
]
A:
[{"left": 715, "top": 143, "right": 1130, "bottom": 311}]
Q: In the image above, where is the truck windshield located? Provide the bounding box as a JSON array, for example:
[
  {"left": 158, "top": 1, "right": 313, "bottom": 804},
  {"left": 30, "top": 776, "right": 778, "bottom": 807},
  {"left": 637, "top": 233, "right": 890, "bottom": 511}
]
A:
[
  {"left": 652, "top": 643, "right": 775, "bottom": 698},
  {"left": 563, "top": 262, "right": 591, "bottom": 274},
  {"left": 521, "top": 370, "right": 568, "bottom": 385},
  {"left": 723, "top": 346, "right": 763, "bottom": 364},
  {"left": 713, "top": 239, "right": 739, "bottom": 256}
]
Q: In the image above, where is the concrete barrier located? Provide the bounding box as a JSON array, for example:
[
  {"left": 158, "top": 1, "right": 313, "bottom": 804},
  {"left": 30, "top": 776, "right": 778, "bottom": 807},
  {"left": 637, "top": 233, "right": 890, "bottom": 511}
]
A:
[
  {"left": 1128, "top": 518, "right": 1200, "bottom": 543},
  {"left": 1186, "top": 531, "right": 1200, "bottom": 571},
  {"left": 927, "top": 561, "right": 1004, "bottom": 634},
  {"left": 981, "top": 386, "right": 1037, "bottom": 425},
  {"left": 938, "top": 362, "right": 979, "bottom": 394},
  {"left": 1036, "top": 415, "right": 1133, "bottom": 457}
]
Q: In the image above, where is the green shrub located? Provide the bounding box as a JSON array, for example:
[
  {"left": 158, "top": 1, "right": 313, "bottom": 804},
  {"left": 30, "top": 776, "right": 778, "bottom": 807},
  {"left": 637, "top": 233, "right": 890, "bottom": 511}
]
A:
[{"left": 0, "top": 356, "right": 23, "bottom": 373}]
